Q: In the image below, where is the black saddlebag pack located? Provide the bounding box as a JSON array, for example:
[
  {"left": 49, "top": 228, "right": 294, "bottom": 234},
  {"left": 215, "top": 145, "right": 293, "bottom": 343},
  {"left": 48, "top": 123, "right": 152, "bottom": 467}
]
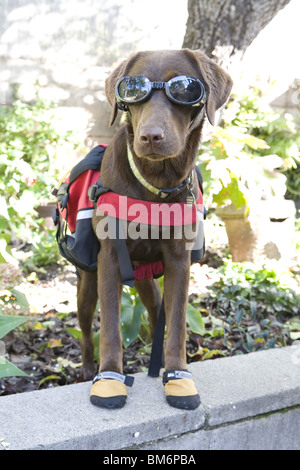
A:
[{"left": 52, "top": 145, "right": 106, "bottom": 272}]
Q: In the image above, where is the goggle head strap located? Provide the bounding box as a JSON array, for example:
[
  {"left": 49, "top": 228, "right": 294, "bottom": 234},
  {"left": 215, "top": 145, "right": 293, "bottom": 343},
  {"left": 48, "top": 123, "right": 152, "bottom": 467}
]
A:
[{"left": 117, "top": 100, "right": 129, "bottom": 111}]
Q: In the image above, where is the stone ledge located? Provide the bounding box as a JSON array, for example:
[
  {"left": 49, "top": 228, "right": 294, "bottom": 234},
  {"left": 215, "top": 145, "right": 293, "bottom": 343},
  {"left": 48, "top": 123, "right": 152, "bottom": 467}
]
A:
[{"left": 0, "top": 346, "right": 299, "bottom": 450}]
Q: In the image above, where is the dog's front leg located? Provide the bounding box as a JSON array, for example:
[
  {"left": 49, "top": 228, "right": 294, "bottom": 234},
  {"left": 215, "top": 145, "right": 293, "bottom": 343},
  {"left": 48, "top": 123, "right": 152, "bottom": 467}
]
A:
[
  {"left": 162, "top": 246, "right": 200, "bottom": 410},
  {"left": 97, "top": 243, "right": 123, "bottom": 373},
  {"left": 89, "top": 238, "right": 128, "bottom": 409},
  {"left": 163, "top": 248, "right": 190, "bottom": 371}
]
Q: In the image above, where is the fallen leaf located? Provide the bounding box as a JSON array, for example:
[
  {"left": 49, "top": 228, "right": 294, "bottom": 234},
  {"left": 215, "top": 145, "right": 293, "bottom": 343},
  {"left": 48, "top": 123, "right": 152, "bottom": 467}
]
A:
[
  {"left": 202, "top": 349, "right": 225, "bottom": 360},
  {"left": 291, "top": 332, "right": 300, "bottom": 340},
  {"left": 33, "top": 322, "right": 43, "bottom": 330},
  {"left": 46, "top": 338, "right": 62, "bottom": 348},
  {"left": 38, "top": 375, "right": 61, "bottom": 388},
  {"left": 56, "top": 357, "right": 81, "bottom": 368},
  {"left": 187, "top": 346, "right": 204, "bottom": 362}
]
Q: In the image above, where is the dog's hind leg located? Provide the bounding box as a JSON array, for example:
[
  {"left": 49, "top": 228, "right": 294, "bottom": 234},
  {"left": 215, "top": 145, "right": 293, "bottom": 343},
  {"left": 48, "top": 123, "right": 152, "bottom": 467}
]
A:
[
  {"left": 77, "top": 269, "right": 98, "bottom": 381},
  {"left": 134, "top": 278, "right": 162, "bottom": 340}
]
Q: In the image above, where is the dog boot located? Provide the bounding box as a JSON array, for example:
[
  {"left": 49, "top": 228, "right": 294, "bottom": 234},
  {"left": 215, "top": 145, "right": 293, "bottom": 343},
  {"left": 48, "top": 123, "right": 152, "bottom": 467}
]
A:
[
  {"left": 163, "top": 369, "right": 200, "bottom": 410},
  {"left": 90, "top": 371, "right": 134, "bottom": 409}
]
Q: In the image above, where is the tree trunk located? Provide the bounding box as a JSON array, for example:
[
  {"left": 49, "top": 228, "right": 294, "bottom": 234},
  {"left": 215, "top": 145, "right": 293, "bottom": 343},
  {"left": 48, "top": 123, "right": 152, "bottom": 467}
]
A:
[{"left": 182, "top": 0, "right": 291, "bottom": 68}]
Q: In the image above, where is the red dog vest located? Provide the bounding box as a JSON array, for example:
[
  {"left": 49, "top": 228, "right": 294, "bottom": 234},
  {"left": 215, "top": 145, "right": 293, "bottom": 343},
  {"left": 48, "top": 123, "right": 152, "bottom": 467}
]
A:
[{"left": 53, "top": 145, "right": 205, "bottom": 284}]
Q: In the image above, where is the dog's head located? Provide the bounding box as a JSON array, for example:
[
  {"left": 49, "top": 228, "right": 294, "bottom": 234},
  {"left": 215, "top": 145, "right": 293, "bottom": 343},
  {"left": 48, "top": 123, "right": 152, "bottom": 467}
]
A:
[{"left": 105, "top": 49, "right": 233, "bottom": 161}]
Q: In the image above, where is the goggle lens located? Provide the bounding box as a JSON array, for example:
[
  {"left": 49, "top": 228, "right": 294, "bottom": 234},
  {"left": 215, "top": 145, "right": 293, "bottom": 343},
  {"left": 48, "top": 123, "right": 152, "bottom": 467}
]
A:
[
  {"left": 116, "top": 75, "right": 205, "bottom": 107},
  {"left": 167, "top": 76, "right": 204, "bottom": 104},
  {"left": 117, "top": 76, "right": 151, "bottom": 103}
]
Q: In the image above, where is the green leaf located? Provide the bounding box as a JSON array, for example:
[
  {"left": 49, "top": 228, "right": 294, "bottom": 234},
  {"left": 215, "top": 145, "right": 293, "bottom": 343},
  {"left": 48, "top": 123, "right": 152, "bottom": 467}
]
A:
[
  {"left": 66, "top": 327, "right": 82, "bottom": 340},
  {"left": 0, "top": 216, "right": 9, "bottom": 231},
  {"left": 93, "top": 330, "right": 100, "bottom": 362},
  {"left": 121, "top": 291, "right": 146, "bottom": 349},
  {"left": 241, "top": 134, "right": 270, "bottom": 150},
  {"left": 0, "top": 239, "right": 18, "bottom": 266},
  {"left": 246, "top": 332, "right": 254, "bottom": 348},
  {"left": 186, "top": 303, "right": 205, "bottom": 336},
  {"left": 0, "top": 196, "right": 9, "bottom": 220},
  {"left": 10, "top": 288, "right": 29, "bottom": 310},
  {"left": 250, "top": 300, "right": 257, "bottom": 317},
  {"left": 0, "top": 314, "right": 29, "bottom": 339},
  {"left": 0, "top": 357, "right": 29, "bottom": 378},
  {"left": 122, "top": 305, "right": 145, "bottom": 349},
  {"left": 213, "top": 173, "right": 248, "bottom": 209},
  {"left": 235, "top": 309, "right": 244, "bottom": 323}
]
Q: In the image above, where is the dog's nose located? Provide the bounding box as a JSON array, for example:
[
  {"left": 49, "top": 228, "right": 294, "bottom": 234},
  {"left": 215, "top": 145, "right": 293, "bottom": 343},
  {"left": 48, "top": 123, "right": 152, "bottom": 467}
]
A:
[{"left": 139, "top": 127, "right": 165, "bottom": 146}]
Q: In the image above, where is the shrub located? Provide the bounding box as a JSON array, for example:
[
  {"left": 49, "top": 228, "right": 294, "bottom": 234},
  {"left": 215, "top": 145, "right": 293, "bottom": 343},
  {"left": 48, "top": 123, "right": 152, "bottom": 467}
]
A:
[
  {"left": 194, "top": 260, "right": 300, "bottom": 355},
  {"left": 0, "top": 264, "right": 30, "bottom": 378},
  {"left": 0, "top": 87, "right": 81, "bottom": 266},
  {"left": 199, "top": 84, "right": 300, "bottom": 210}
]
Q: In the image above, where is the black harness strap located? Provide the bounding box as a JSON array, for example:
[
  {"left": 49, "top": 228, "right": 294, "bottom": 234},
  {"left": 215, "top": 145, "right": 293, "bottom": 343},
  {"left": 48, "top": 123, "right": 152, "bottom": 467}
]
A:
[
  {"left": 148, "top": 296, "right": 166, "bottom": 377},
  {"left": 111, "top": 217, "right": 135, "bottom": 288},
  {"left": 89, "top": 183, "right": 135, "bottom": 288}
]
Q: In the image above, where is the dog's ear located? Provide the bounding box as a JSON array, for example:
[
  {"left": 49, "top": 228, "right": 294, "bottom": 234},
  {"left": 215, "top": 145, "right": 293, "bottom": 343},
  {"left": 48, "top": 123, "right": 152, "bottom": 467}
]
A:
[
  {"left": 105, "top": 52, "right": 142, "bottom": 126},
  {"left": 105, "top": 60, "right": 125, "bottom": 126},
  {"left": 186, "top": 49, "right": 233, "bottom": 125}
]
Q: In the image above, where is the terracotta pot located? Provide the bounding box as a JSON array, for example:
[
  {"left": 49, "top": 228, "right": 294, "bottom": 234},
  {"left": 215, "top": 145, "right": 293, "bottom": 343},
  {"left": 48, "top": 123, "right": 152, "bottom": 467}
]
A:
[
  {"left": 216, "top": 199, "right": 296, "bottom": 263},
  {"left": 36, "top": 203, "right": 57, "bottom": 230}
]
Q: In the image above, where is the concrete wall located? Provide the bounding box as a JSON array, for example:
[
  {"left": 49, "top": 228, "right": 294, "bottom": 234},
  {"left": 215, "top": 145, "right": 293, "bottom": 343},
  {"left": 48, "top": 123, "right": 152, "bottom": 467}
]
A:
[
  {"left": 0, "top": 0, "right": 187, "bottom": 147},
  {"left": 1, "top": 347, "right": 299, "bottom": 450}
]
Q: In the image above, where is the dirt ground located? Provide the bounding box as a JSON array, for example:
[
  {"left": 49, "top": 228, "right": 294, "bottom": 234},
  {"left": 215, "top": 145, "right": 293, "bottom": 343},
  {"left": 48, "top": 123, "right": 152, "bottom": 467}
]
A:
[
  {"left": 0, "top": 248, "right": 225, "bottom": 396},
  {"left": 1, "top": 242, "right": 298, "bottom": 396}
]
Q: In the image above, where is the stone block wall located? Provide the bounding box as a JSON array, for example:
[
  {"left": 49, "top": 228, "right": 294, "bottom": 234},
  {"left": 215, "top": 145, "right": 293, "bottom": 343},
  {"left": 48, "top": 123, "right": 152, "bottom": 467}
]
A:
[{"left": 0, "top": 0, "right": 187, "bottom": 147}]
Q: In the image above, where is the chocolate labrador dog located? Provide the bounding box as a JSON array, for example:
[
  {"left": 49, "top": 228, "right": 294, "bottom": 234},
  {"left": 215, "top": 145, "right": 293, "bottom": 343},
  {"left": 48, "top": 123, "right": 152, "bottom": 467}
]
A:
[{"left": 76, "top": 49, "right": 232, "bottom": 410}]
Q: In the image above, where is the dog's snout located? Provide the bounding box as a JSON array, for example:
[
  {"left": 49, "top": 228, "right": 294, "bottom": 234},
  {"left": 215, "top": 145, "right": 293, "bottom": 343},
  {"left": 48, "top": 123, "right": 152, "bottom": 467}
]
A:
[{"left": 139, "top": 127, "right": 165, "bottom": 146}]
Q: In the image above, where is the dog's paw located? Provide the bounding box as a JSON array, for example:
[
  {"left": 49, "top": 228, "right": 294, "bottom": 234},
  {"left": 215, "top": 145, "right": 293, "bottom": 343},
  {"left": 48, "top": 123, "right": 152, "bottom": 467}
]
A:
[{"left": 163, "top": 370, "right": 200, "bottom": 410}]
